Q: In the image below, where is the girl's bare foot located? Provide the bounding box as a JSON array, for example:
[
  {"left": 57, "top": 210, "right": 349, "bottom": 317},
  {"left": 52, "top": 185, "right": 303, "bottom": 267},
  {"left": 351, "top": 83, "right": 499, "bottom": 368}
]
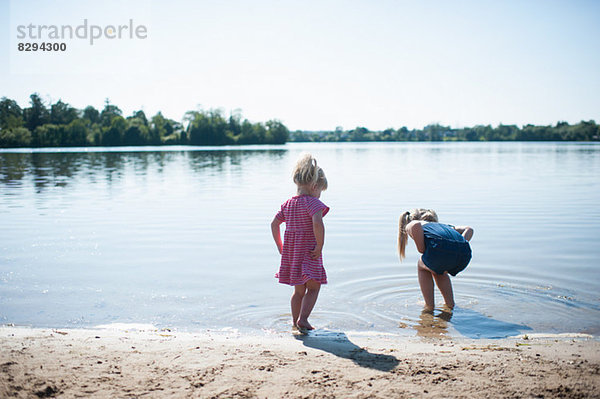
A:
[
  {"left": 441, "top": 303, "right": 454, "bottom": 312},
  {"left": 296, "top": 319, "right": 314, "bottom": 330}
]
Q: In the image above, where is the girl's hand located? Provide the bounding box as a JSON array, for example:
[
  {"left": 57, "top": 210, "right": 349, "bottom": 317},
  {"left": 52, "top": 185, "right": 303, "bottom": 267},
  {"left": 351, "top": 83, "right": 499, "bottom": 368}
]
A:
[
  {"left": 311, "top": 211, "right": 325, "bottom": 259},
  {"left": 453, "top": 226, "right": 474, "bottom": 241},
  {"left": 310, "top": 245, "right": 322, "bottom": 259},
  {"left": 271, "top": 216, "right": 284, "bottom": 254}
]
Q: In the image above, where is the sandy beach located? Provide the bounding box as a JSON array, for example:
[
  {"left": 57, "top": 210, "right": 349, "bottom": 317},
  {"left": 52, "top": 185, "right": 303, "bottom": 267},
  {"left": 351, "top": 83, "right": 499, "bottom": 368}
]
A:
[{"left": 1, "top": 326, "right": 599, "bottom": 398}]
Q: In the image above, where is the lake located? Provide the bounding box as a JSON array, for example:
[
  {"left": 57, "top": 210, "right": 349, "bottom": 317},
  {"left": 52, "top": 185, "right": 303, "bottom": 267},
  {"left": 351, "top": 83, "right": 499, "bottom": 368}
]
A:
[{"left": 1, "top": 142, "right": 599, "bottom": 339}]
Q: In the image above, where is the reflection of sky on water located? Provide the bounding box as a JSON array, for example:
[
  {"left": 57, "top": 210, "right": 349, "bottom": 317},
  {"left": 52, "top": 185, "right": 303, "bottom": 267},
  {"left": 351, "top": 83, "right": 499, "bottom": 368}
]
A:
[{"left": 449, "top": 308, "right": 532, "bottom": 339}]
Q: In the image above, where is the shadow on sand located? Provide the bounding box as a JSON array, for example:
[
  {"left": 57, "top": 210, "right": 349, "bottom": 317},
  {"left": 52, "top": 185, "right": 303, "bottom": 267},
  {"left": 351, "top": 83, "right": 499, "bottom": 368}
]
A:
[
  {"left": 294, "top": 330, "right": 399, "bottom": 372},
  {"left": 415, "top": 307, "right": 532, "bottom": 339}
]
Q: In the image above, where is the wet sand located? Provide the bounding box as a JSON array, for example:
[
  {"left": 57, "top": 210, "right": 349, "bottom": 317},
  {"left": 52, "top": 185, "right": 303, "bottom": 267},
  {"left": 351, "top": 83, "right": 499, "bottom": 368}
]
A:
[{"left": 1, "top": 326, "right": 599, "bottom": 398}]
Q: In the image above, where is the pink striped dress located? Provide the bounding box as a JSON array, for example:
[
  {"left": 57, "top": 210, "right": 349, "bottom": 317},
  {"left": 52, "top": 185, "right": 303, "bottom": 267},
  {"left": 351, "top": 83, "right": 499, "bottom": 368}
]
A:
[{"left": 275, "top": 195, "right": 329, "bottom": 286}]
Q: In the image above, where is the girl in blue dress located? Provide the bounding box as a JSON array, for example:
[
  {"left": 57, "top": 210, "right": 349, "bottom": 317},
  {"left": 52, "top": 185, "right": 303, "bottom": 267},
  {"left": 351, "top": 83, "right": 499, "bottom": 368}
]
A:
[{"left": 398, "top": 209, "right": 474, "bottom": 311}]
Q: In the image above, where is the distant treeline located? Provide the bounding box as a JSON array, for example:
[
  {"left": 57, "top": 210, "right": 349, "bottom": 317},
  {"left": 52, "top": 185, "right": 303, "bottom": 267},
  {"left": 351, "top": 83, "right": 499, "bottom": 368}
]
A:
[
  {"left": 0, "top": 94, "right": 289, "bottom": 148},
  {"left": 291, "top": 122, "right": 599, "bottom": 142},
  {"left": 1, "top": 94, "right": 598, "bottom": 148}
]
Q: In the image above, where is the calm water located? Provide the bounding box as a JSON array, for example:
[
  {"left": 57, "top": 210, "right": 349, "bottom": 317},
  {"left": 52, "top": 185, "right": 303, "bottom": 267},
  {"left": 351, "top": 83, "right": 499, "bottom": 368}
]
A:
[{"left": 1, "top": 142, "right": 599, "bottom": 339}]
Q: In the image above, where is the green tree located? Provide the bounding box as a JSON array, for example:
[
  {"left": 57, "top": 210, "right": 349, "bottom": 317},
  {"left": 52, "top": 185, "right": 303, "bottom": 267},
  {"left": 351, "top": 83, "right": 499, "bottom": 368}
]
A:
[
  {"left": 570, "top": 120, "right": 597, "bottom": 141},
  {"left": 65, "top": 119, "right": 88, "bottom": 146},
  {"left": 265, "top": 120, "right": 289, "bottom": 144},
  {"left": 187, "top": 109, "right": 233, "bottom": 145},
  {"left": 349, "top": 127, "right": 369, "bottom": 141},
  {"left": 32, "top": 124, "right": 63, "bottom": 147},
  {"left": 151, "top": 112, "right": 182, "bottom": 144},
  {"left": 102, "top": 116, "right": 126, "bottom": 146},
  {"left": 123, "top": 117, "right": 150, "bottom": 145},
  {"left": 393, "top": 127, "right": 410, "bottom": 141},
  {"left": 518, "top": 124, "right": 550, "bottom": 140},
  {"left": 237, "top": 120, "right": 266, "bottom": 144},
  {"left": 23, "top": 93, "right": 50, "bottom": 132},
  {"left": 423, "top": 124, "right": 448, "bottom": 141},
  {"left": 496, "top": 124, "right": 519, "bottom": 140},
  {"left": 228, "top": 109, "right": 243, "bottom": 138},
  {"left": 100, "top": 99, "right": 123, "bottom": 127},
  {"left": 0, "top": 97, "right": 24, "bottom": 130},
  {"left": 0, "top": 127, "right": 31, "bottom": 147},
  {"left": 380, "top": 128, "right": 395, "bottom": 141},
  {"left": 88, "top": 124, "right": 103, "bottom": 145},
  {"left": 50, "top": 100, "right": 79, "bottom": 125},
  {"left": 462, "top": 128, "right": 478, "bottom": 141},
  {"left": 83, "top": 106, "right": 100, "bottom": 124},
  {"left": 471, "top": 125, "right": 493, "bottom": 141},
  {"left": 150, "top": 112, "right": 167, "bottom": 144},
  {"left": 132, "top": 110, "right": 148, "bottom": 126}
]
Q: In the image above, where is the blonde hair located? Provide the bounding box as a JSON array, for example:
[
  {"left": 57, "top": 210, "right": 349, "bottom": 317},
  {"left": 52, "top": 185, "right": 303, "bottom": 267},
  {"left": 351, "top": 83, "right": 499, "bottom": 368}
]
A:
[
  {"left": 398, "top": 208, "right": 438, "bottom": 261},
  {"left": 292, "top": 153, "right": 328, "bottom": 190}
]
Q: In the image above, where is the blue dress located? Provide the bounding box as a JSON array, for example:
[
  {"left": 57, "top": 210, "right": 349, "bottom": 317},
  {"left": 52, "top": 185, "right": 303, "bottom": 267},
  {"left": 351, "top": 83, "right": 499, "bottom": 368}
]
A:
[{"left": 421, "top": 223, "right": 472, "bottom": 276}]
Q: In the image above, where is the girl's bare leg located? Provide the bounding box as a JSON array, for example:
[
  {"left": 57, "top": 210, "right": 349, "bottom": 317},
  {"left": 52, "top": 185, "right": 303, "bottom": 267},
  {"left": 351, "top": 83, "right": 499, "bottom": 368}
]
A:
[
  {"left": 297, "top": 279, "right": 321, "bottom": 330},
  {"left": 291, "top": 285, "right": 306, "bottom": 327},
  {"left": 431, "top": 272, "right": 455, "bottom": 309},
  {"left": 417, "top": 258, "right": 435, "bottom": 311}
]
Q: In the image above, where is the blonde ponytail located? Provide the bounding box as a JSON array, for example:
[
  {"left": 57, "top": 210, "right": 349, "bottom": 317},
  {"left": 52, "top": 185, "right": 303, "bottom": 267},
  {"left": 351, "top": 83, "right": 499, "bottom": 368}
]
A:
[
  {"left": 293, "top": 153, "right": 328, "bottom": 190},
  {"left": 398, "top": 211, "right": 411, "bottom": 261},
  {"left": 398, "top": 208, "right": 439, "bottom": 262}
]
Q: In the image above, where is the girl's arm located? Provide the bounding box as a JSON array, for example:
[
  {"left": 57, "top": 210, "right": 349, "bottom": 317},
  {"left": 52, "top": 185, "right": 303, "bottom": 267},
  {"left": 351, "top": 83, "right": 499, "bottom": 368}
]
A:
[
  {"left": 406, "top": 221, "right": 426, "bottom": 253},
  {"left": 310, "top": 210, "right": 325, "bottom": 259},
  {"left": 271, "top": 217, "right": 284, "bottom": 254},
  {"left": 453, "top": 226, "right": 474, "bottom": 241}
]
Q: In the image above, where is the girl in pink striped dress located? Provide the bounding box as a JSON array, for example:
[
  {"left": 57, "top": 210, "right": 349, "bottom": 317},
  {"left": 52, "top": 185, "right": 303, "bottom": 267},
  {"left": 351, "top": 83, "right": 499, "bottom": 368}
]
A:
[{"left": 271, "top": 153, "right": 329, "bottom": 331}]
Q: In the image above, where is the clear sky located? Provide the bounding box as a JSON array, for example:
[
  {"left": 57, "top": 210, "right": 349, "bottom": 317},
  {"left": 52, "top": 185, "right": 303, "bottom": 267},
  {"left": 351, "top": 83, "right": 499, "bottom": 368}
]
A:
[{"left": 1, "top": 0, "right": 599, "bottom": 131}]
